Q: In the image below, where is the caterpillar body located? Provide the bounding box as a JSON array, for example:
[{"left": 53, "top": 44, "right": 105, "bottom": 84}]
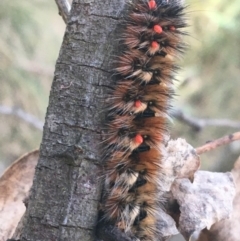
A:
[{"left": 98, "top": 0, "right": 187, "bottom": 241}]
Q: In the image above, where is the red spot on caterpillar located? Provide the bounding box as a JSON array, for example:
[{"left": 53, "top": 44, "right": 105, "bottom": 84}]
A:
[
  {"left": 153, "top": 25, "right": 162, "bottom": 34},
  {"left": 134, "top": 134, "right": 143, "bottom": 144},
  {"left": 148, "top": 0, "right": 156, "bottom": 9},
  {"left": 169, "top": 26, "right": 176, "bottom": 31},
  {"left": 134, "top": 100, "right": 142, "bottom": 108},
  {"left": 151, "top": 41, "right": 159, "bottom": 49}
]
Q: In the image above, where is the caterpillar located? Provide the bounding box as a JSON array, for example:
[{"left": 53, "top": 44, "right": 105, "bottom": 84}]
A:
[{"left": 97, "top": 0, "right": 187, "bottom": 241}]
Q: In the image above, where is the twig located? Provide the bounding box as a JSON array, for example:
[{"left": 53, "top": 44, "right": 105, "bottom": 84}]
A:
[
  {"left": 0, "top": 105, "right": 43, "bottom": 131},
  {"left": 171, "top": 109, "right": 240, "bottom": 131},
  {"left": 55, "top": 0, "right": 71, "bottom": 24},
  {"left": 196, "top": 132, "right": 240, "bottom": 155}
]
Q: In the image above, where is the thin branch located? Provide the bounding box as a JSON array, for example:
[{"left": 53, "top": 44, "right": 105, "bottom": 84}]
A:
[
  {"left": 55, "top": 0, "right": 71, "bottom": 24},
  {"left": 0, "top": 105, "right": 43, "bottom": 131},
  {"left": 196, "top": 131, "right": 240, "bottom": 155},
  {"left": 171, "top": 109, "right": 240, "bottom": 131}
]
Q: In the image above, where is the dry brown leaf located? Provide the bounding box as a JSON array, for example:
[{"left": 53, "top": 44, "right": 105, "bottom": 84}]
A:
[
  {"left": 159, "top": 138, "right": 200, "bottom": 192},
  {"left": 157, "top": 138, "right": 201, "bottom": 239},
  {"left": 0, "top": 150, "right": 39, "bottom": 241},
  {"left": 158, "top": 139, "right": 235, "bottom": 241},
  {"left": 156, "top": 208, "right": 179, "bottom": 240},
  {"left": 171, "top": 171, "right": 235, "bottom": 240},
  {"left": 196, "top": 156, "right": 240, "bottom": 241}
]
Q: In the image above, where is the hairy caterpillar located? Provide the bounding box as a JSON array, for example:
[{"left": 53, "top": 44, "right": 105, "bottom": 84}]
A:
[{"left": 97, "top": 0, "right": 187, "bottom": 240}]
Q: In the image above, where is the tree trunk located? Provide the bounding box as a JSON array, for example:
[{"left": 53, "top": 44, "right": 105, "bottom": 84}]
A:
[{"left": 19, "top": 0, "right": 126, "bottom": 240}]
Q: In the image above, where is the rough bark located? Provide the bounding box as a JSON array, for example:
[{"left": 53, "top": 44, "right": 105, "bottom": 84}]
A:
[{"left": 19, "top": 0, "right": 127, "bottom": 240}]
